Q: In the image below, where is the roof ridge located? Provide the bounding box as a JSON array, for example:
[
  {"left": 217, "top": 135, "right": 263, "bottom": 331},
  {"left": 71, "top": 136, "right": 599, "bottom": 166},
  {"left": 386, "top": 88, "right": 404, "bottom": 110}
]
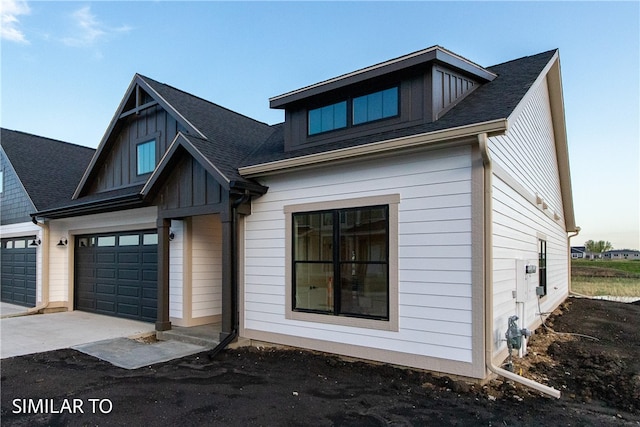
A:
[
  {"left": 488, "top": 49, "right": 558, "bottom": 69},
  {"left": 137, "top": 74, "right": 271, "bottom": 128}
]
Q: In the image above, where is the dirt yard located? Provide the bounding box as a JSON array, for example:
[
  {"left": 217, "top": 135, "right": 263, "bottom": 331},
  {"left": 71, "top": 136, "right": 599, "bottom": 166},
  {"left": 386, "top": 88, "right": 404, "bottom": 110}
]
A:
[{"left": 1, "top": 297, "right": 639, "bottom": 426}]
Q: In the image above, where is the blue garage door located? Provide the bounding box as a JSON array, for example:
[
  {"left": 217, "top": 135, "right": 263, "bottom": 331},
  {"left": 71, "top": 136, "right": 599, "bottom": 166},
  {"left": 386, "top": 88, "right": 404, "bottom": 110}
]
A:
[
  {"left": 74, "top": 230, "right": 158, "bottom": 322},
  {"left": 1, "top": 236, "right": 37, "bottom": 307}
]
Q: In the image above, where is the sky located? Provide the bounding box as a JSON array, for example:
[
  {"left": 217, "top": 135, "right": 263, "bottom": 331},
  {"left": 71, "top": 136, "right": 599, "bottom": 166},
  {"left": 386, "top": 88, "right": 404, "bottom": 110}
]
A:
[{"left": 1, "top": 1, "right": 639, "bottom": 250}]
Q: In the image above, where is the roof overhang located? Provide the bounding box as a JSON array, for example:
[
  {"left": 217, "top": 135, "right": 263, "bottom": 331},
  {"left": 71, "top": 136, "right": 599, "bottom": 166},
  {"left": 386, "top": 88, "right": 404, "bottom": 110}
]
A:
[
  {"left": 32, "top": 192, "right": 144, "bottom": 220},
  {"left": 239, "top": 119, "right": 508, "bottom": 178},
  {"left": 270, "top": 46, "right": 497, "bottom": 109},
  {"left": 141, "top": 133, "right": 268, "bottom": 198}
]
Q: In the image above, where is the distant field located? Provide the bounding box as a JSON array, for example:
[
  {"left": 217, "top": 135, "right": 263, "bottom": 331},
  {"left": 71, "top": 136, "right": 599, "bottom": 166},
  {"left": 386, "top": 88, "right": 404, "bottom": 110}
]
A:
[{"left": 571, "top": 259, "right": 640, "bottom": 297}]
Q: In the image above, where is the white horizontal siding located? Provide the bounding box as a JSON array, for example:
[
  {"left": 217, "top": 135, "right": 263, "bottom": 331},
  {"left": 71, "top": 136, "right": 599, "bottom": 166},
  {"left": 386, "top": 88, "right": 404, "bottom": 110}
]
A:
[
  {"left": 191, "top": 215, "right": 222, "bottom": 318},
  {"left": 169, "top": 220, "right": 184, "bottom": 318},
  {"left": 491, "top": 176, "right": 569, "bottom": 354},
  {"left": 490, "top": 77, "right": 563, "bottom": 217},
  {"left": 244, "top": 146, "right": 475, "bottom": 363}
]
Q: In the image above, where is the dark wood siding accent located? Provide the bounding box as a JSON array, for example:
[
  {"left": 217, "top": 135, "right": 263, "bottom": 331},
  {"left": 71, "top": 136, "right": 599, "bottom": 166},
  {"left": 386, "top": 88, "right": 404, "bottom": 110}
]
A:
[
  {"left": 432, "top": 66, "right": 477, "bottom": 120},
  {"left": 88, "top": 105, "right": 184, "bottom": 194},
  {"left": 283, "top": 68, "right": 437, "bottom": 151},
  {"left": 154, "top": 155, "right": 224, "bottom": 215}
]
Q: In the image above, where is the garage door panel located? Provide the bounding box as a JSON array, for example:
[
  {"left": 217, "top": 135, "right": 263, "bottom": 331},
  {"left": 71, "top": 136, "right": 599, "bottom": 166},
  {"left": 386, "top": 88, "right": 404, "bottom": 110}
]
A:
[
  {"left": 75, "top": 230, "right": 157, "bottom": 322},
  {"left": 1, "top": 237, "right": 37, "bottom": 307}
]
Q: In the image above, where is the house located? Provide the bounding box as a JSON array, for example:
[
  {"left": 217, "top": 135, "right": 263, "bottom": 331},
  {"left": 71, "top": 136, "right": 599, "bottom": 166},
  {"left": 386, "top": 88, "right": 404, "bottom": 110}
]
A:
[
  {"left": 603, "top": 249, "right": 640, "bottom": 260},
  {"left": 23, "top": 45, "right": 576, "bottom": 385},
  {"left": 571, "top": 246, "right": 585, "bottom": 259},
  {"left": 0, "top": 129, "right": 95, "bottom": 308}
]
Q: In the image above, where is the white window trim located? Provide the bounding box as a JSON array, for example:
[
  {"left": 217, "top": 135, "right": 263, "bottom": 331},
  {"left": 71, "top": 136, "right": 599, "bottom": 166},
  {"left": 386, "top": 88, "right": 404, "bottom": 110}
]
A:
[{"left": 284, "top": 194, "right": 400, "bottom": 332}]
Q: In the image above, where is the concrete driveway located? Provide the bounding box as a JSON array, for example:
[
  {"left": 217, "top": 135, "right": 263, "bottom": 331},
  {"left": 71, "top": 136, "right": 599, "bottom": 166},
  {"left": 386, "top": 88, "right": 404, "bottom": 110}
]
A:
[{"left": 0, "top": 303, "right": 155, "bottom": 359}]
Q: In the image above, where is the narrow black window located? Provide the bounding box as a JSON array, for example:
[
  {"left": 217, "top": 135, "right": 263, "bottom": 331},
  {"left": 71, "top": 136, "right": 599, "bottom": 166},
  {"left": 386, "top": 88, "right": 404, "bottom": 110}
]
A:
[
  {"left": 539, "top": 239, "right": 547, "bottom": 297},
  {"left": 292, "top": 206, "right": 389, "bottom": 320}
]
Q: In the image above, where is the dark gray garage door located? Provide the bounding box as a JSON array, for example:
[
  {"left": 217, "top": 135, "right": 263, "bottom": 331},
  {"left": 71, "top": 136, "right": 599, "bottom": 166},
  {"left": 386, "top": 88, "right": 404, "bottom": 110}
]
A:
[
  {"left": 1, "top": 236, "right": 37, "bottom": 307},
  {"left": 75, "top": 230, "right": 158, "bottom": 322}
]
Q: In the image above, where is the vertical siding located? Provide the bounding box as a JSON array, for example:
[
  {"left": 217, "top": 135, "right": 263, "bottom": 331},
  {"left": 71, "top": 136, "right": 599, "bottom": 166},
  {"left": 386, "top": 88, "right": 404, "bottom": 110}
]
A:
[
  {"left": 244, "top": 147, "right": 475, "bottom": 363},
  {"left": 489, "top": 77, "right": 569, "bottom": 354},
  {"left": 191, "top": 215, "right": 222, "bottom": 318}
]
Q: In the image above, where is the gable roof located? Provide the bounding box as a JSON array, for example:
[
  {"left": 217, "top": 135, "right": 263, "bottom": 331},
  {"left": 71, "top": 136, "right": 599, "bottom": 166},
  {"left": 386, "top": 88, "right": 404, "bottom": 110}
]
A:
[
  {"left": 73, "top": 74, "right": 274, "bottom": 201},
  {"left": 1, "top": 128, "right": 95, "bottom": 211}
]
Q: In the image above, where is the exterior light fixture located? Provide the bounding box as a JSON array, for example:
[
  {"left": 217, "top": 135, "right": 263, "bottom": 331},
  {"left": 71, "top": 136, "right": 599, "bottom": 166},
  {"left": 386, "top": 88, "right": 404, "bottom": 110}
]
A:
[
  {"left": 169, "top": 231, "right": 175, "bottom": 241},
  {"left": 57, "top": 238, "right": 68, "bottom": 247},
  {"left": 29, "top": 238, "right": 41, "bottom": 247}
]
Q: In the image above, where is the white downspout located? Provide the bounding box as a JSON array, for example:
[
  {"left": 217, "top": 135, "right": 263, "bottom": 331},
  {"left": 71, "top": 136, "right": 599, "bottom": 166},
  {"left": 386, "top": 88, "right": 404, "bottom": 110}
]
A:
[
  {"left": 2, "top": 218, "right": 50, "bottom": 318},
  {"left": 478, "top": 133, "right": 561, "bottom": 399}
]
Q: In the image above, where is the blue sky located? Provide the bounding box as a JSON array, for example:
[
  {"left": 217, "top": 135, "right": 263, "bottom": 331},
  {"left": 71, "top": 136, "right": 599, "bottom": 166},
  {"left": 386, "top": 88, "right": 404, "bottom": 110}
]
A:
[{"left": 2, "top": 1, "right": 639, "bottom": 250}]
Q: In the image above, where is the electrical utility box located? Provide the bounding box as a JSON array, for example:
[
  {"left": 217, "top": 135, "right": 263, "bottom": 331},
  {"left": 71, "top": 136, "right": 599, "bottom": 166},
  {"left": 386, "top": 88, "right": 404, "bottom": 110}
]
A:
[{"left": 515, "top": 259, "right": 537, "bottom": 302}]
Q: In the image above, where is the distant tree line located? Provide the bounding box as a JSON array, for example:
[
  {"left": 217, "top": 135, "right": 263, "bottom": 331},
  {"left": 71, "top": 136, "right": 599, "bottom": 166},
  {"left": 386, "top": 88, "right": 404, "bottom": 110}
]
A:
[{"left": 584, "top": 240, "right": 613, "bottom": 255}]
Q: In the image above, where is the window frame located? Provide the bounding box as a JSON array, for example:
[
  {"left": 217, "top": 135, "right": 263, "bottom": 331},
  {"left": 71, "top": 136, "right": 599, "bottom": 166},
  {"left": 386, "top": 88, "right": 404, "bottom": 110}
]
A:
[
  {"left": 352, "top": 87, "right": 399, "bottom": 126},
  {"left": 136, "top": 139, "right": 156, "bottom": 176},
  {"left": 538, "top": 238, "right": 547, "bottom": 297},
  {"left": 306, "top": 86, "right": 400, "bottom": 137},
  {"left": 284, "top": 194, "right": 399, "bottom": 331}
]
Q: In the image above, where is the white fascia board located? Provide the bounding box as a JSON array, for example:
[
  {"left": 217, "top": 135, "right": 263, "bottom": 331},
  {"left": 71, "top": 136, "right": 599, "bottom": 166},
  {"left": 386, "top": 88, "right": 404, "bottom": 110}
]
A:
[{"left": 239, "top": 119, "right": 508, "bottom": 177}]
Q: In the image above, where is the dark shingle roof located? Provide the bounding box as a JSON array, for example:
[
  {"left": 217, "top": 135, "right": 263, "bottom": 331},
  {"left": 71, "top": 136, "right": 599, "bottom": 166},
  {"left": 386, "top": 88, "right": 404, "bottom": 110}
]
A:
[
  {"left": 1, "top": 129, "right": 95, "bottom": 210},
  {"left": 140, "top": 76, "right": 275, "bottom": 184},
  {"left": 240, "top": 49, "right": 557, "bottom": 168}
]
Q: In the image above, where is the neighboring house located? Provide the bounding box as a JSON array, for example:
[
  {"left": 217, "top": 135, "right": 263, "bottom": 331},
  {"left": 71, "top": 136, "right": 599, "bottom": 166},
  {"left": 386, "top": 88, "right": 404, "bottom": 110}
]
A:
[
  {"left": 26, "top": 45, "right": 576, "bottom": 383},
  {"left": 603, "top": 249, "right": 640, "bottom": 260},
  {"left": 571, "top": 246, "right": 585, "bottom": 259},
  {"left": 0, "top": 129, "right": 95, "bottom": 307}
]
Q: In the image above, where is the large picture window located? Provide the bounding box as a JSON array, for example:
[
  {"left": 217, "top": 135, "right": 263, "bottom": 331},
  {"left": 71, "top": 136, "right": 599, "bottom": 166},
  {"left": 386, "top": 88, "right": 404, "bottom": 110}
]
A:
[
  {"left": 292, "top": 205, "right": 389, "bottom": 320},
  {"left": 308, "top": 101, "right": 347, "bottom": 135}
]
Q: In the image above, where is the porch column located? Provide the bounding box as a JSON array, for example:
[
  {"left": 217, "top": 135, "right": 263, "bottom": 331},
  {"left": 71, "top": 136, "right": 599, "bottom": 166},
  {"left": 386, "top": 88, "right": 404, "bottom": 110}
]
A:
[
  {"left": 156, "top": 217, "right": 171, "bottom": 331},
  {"left": 220, "top": 214, "right": 235, "bottom": 341}
]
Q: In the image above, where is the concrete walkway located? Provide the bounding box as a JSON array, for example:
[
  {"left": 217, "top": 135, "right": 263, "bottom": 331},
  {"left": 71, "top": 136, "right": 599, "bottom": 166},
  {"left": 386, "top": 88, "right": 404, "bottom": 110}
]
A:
[
  {"left": 0, "top": 303, "right": 214, "bottom": 369},
  {"left": 0, "top": 304, "right": 156, "bottom": 359}
]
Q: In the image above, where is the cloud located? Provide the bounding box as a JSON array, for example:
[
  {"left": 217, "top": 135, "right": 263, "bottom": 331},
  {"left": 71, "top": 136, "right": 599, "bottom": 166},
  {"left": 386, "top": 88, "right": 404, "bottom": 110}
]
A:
[
  {"left": 62, "top": 5, "right": 131, "bottom": 47},
  {"left": 1, "top": 0, "right": 31, "bottom": 43}
]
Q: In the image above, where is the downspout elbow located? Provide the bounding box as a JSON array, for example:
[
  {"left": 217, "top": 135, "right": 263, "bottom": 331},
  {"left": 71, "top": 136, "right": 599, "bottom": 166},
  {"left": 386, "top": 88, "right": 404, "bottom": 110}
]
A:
[{"left": 479, "top": 133, "right": 561, "bottom": 399}]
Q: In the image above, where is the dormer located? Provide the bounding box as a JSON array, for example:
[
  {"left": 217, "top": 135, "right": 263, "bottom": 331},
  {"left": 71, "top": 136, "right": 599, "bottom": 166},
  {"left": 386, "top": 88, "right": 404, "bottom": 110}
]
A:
[{"left": 270, "top": 46, "right": 496, "bottom": 152}]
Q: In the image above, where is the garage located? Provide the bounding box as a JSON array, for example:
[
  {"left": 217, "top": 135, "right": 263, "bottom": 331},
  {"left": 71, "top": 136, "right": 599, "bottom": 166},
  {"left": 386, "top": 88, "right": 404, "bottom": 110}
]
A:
[
  {"left": 74, "top": 230, "right": 158, "bottom": 322},
  {"left": 1, "top": 236, "right": 37, "bottom": 307}
]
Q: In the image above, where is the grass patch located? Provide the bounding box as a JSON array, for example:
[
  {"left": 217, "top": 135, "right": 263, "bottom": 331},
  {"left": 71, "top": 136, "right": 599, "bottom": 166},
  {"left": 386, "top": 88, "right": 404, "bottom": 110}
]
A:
[
  {"left": 571, "top": 259, "right": 640, "bottom": 275},
  {"left": 571, "top": 259, "right": 640, "bottom": 297},
  {"left": 572, "top": 277, "right": 640, "bottom": 297}
]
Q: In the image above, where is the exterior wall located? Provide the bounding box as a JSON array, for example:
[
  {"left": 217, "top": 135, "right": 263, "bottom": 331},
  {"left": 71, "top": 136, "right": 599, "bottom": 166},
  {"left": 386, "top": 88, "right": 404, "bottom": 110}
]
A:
[
  {"left": 88, "top": 105, "right": 183, "bottom": 194},
  {"left": 191, "top": 214, "right": 222, "bottom": 321},
  {"left": 0, "top": 150, "right": 36, "bottom": 225},
  {"left": 243, "top": 145, "right": 483, "bottom": 377},
  {"left": 47, "top": 207, "right": 157, "bottom": 308},
  {"left": 488, "top": 76, "right": 569, "bottom": 357},
  {"left": 169, "top": 220, "right": 184, "bottom": 320}
]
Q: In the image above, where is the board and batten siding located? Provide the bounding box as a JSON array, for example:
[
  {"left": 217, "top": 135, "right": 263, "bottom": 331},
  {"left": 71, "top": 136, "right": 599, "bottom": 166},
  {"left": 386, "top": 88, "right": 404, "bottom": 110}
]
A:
[
  {"left": 489, "top": 76, "right": 569, "bottom": 356},
  {"left": 243, "top": 146, "right": 476, "bottom": 369}
]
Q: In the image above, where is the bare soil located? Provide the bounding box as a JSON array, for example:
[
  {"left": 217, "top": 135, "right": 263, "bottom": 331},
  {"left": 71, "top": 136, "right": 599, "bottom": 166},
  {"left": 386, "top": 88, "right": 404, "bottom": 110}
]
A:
[{"left": 1, "top": 297, "right": 639, "bottom": 426}]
